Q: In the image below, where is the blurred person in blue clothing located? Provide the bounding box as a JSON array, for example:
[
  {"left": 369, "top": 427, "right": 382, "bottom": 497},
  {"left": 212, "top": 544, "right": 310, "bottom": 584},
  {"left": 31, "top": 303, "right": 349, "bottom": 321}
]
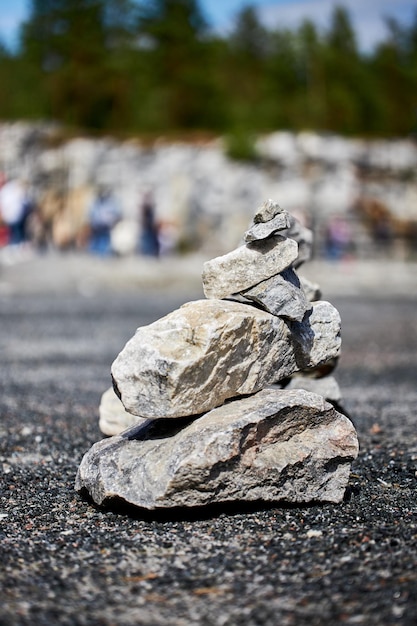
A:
[
  {"left": 88, "top": 187, "right": 121, "bottom": 256},
  {"left": 325, "top": 214, "right": 353, "bottom": 261},
  {"left": 138, "top": 190, "right": 160, "bottom": 257}
]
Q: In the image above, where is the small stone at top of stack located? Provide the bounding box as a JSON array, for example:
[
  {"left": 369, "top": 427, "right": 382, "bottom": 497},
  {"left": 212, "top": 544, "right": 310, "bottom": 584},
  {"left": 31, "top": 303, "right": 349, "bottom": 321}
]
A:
[
  {"left": 202, "top": 199, "right": 313, "bottom": 322},
  {"left": 243, "top": 199, "right": 291, "bottom": 242},
  {"left": 245, "top": 198, "right": 314, "bottom": 271}
]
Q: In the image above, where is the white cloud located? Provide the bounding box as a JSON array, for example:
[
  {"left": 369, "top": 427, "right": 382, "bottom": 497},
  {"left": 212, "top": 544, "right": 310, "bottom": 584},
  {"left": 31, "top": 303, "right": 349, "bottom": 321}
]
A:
[
  {"left": 258, "top": 0, "right": 417, "bottom": 51},
  {"left": 0, "top": 0, "right": 415, "bottom": 53}
]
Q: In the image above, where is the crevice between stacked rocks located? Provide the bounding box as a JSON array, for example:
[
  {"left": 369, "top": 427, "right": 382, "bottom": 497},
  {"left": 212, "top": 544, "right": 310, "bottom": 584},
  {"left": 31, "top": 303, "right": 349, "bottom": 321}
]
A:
[{"left": 75, "top": 199, "right": 359, "bottom": 511}]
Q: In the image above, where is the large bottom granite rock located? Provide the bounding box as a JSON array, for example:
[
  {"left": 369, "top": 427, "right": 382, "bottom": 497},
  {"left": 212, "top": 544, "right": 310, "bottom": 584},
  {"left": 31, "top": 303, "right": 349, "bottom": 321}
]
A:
[{"left": 76, "top": 388, "right": 358, "bottom": 510}]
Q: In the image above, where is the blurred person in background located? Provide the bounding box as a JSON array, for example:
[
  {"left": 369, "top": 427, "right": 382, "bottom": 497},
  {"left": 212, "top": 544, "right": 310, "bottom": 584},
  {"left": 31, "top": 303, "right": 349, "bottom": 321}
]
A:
[
  {"left": 0, "top": 172, "right": 8, "bottom": 247},
  {"left": 138, "top": 190, "right": 160, "bottom": 257},
  {"left": 0, "top": 176, "right": 34, "bottom": 248},
  {"left": 324, "top": 214, "right": 353, "bottom": 261},
  {"left": 87, "top": 186, "right": 121, "bottom": 256}
]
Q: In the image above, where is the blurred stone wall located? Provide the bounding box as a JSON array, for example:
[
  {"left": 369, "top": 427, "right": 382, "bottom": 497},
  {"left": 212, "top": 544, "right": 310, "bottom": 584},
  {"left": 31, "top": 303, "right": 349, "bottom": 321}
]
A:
[{"left": 1, "top": 123, "right": 416, "bottom": 258}]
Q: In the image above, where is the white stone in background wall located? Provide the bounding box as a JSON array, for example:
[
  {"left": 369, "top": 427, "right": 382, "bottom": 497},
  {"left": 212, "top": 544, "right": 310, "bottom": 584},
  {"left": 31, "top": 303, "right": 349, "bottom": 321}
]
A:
[
  {"left": 0, "top": 124, "right": 32, "bottom": 175},
  {"left": 37, "top": 149, "right": 63, "bottom": 176},
  {"left": 372, "top": 181, "right": 417, "bottom": 222},
  {"left": 319, "top": 133, "right": 365, "bottom": 164},
  {"left": 313, "top": 164, "right": 360, "bottom": 216},
  {"left": 2, "top": 124, "right": 417, "bottom": 256},
  {"left": 366, "top": 140, "right": 417, "bottom": 171},
  {"left": 263, "top": 178, "right": 311, "bottom": 217},
  {"left": 63, "top": 138, "right": 100, "bottom": 187},
  {"left": 256, "top": 132, "right": 299, "bottom": 167},
  {"left": 76, "top": 388, "right": 358, "bottom": 509}
]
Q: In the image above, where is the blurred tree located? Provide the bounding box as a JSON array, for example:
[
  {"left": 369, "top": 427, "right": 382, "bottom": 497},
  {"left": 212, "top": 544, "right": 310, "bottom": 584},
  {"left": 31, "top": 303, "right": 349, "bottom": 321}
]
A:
[
  {"left": 0, "top": 0, "right": 414, "bottom": 138},
  {"left": 0, "top": 44, "right": 17, "bottom": 119},
  {"left": 0, "top": 38, "right": 45, "bottom": 121},
  {"left": 295, "top": 20, "right": 326, "bottom": 129},
  {"left": 226, "top": 6, "right": 271, "bottom": 130},
  {"left": 370, "top": 12, "right": 417, "bottom": 135},
  {"left": 137, "top": 0, "right": 227, "bottom": 131},
  {"left": 322, "top": 6, "right": 362, "bottom": 133},
  {"left": 20, "top": 0, "right": 138, "bottom": 130},
  {"left": 327, "top": 5, "right": 357, "bottom": 54},
  {"left": 262, "top": 28, "right": 300, "bottom": 129}
]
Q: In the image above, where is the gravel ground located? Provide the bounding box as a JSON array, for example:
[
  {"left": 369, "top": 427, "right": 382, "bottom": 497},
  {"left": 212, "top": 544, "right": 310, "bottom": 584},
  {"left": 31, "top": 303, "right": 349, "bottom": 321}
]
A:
[{"left": 0, "top": 257, "right": 416, "bottom": 625}]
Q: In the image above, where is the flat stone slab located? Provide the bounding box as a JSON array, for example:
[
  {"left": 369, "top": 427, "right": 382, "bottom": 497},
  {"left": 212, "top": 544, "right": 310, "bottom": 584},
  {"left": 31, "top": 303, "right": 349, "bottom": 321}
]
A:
[
  {"left": 202, "top": 235, "right": 298, "bottom": 299},
  {"left": 240, "top": 267, "right": 312, "bottom": 321},
  {"left": 75, "top": 388, "right": 359, "bottom": 510},
  {"left": 111, "top": 299, "right": 341, "bottom": 419},
  {"left": 253, "top": 199, "right": 285, "bottom": 223},
  {"left": 244, "top": 212, "right": 291, "bottom": 243}
]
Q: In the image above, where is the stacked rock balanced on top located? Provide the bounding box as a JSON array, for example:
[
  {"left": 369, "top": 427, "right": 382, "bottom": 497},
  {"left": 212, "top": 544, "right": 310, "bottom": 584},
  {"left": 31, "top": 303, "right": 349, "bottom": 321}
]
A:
[{"left": 76, "top": 200, "right": 359, "bottom": 511}]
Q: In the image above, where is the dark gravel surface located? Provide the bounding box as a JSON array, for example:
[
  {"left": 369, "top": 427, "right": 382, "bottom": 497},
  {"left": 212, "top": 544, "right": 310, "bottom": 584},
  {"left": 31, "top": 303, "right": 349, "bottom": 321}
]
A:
[{"left": 1, "top": 287, "right": 416, "bottom": 625}]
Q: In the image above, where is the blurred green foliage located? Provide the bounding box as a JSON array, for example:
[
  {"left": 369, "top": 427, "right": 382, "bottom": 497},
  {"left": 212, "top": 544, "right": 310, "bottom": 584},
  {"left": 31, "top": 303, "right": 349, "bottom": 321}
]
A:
[
  {"left": 0, "top": 0, "right": 416, "bottom": 138},
  {"left": 224, "top": 127, "right": 259, "bottom": 161}
]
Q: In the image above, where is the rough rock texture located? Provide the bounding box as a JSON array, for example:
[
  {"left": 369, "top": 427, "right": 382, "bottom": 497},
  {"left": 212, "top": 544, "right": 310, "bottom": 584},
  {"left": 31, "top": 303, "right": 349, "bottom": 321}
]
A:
[
  {"left": 253, "top": 198, "right": 285, "bottom": 223},
  {"left": 202, "top": 235, "right": 298, "bottom": 300},
  {"left": 300, "top": 275, "right": 322, "bottom": 301},
  {"left": 240, "top": 267, "right": 312, "bottom": 321},
  {"left": 296, "top": 356, "right": 339, "bottom": 380},
  {"left": 289, "top": 302, "right": 341, "bottom": 371},
  {"left": 99, "top": 387, "right": 145, "bottom": 436},
  {"left": 282, "top": 216, "right": 314, "bottom": 268},
  {"left": 111, "top": 299, "right": 341, "bottom": 419},
  {"left": 76, "top": 388, "right": 359, "bottom": 510},
  {"left": 244, "top": 212, "right": 291, "bottom": 243},
  {"left": 282, "top": 374, "right": 342, "bottom": 404}
]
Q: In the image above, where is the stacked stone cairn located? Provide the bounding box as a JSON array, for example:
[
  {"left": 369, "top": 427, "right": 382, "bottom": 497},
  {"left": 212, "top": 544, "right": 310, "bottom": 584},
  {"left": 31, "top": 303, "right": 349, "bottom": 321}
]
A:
[{"left": 76, "top": 200, "right": 359, "bottom": 511}]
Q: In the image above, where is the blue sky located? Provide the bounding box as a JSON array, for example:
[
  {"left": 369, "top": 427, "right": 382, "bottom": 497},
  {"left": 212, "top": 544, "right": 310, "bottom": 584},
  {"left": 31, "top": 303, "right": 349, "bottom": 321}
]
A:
[{"left": 1, "top": 0, "right": 416, "bottom": 52}]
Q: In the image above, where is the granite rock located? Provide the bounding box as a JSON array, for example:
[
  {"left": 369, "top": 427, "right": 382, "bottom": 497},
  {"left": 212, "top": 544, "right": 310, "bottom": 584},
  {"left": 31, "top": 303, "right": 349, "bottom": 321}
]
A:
[
  {"left": 240, "top": 267, "right": 312, "bottom": 322},
  {"left": 99, "top": 387, "right": 146, "bottom": 436},
  {"left": 282, "top": 374, "right": 342, "bottom": 404},
  {"left": 253, "top": 198, "right": 285, "bottom": 223},
  {"left": 300, "top": 275, "right": 322, "bottom": 301},
  {"left": 111, "top": 298, "right": 341, "bottom": 419},
  {"left": 282, "top": 215, "right": 314, "bottom": 268},
  {"left": 75, "top": 388, "right": 359, "bottom": 510},
  {"left": 289, "top": 301, "right": 341, "bottom": 372},
  {"left": 244, "top": 212, "right": 291, "bottom": 243},
  {"left": 202, "top": 235, "right": 298, "bottom": 300}
]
